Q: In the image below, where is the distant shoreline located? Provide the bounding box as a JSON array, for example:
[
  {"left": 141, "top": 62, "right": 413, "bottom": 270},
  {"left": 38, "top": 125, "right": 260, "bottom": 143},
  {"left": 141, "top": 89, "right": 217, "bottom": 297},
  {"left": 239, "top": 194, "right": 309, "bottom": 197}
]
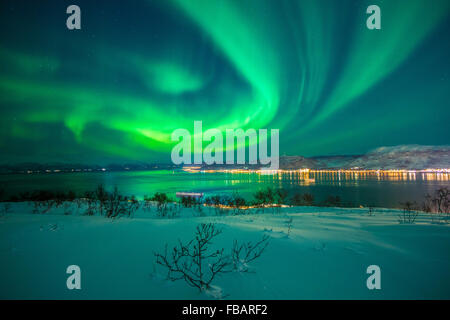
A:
[{"left": 1, "top": 167, "right": 449, "bottom": 176}]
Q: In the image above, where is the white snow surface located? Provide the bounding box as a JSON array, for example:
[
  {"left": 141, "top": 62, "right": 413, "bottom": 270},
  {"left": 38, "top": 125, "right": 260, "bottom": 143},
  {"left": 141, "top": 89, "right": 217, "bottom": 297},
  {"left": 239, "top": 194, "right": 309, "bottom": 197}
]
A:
[{"left": 0, "top": 202, "right": 449, "bottom": 299}]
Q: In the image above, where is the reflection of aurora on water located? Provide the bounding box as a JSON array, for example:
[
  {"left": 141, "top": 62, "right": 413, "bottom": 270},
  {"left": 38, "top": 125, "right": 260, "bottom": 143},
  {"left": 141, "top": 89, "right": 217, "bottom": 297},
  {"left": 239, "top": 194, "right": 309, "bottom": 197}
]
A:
[{"left": 0, "top": 0, "right": 449, "bottom": 164}]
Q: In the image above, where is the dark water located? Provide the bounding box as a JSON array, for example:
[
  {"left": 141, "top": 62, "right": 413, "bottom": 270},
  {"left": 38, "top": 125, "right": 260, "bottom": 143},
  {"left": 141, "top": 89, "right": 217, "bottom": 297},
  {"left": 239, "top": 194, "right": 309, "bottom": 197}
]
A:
[{"left": 0, "top": 170, "right": 449, "bottom": 208}]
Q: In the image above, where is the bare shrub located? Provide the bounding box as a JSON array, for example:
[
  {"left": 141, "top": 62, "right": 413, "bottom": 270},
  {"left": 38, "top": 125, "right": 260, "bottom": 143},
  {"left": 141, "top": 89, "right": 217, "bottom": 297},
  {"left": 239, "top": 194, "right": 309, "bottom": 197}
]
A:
[
  {"left": 32, "top": 201, "right": 41, "bottom": 214},
  {"left": 275, "top": 189, "right": 288, "bottom": 205},
  {"left": 95, "top": 184, "right": 108, "bottom": 216},
  {"left": 180, "top": 196, "right": 198, "bottom": 208},
  {"left": 265, "top": 188, "right": 275, "bottom": 206},
  {"left": 152, "top": 192, "right": 170, "bottom": 217},
  {"left": 422, "top": 187, "right": 450, "bottom": 222},
  {"left": 208, "top": 195, "right": 228, "bottom": 215},
  {"left": 43, "top": 201, "right": 54, "bottom": 214},
  {"left": 324, "top": 195, "right": 341, "bottom": 207},
  {"left": 399, "top": 201, "right": 419, "bottom": 224},
  {"left": 422, "top": 194, "right": 433, "bottom": 213},
  {"left": 253, "top": 187, "right": 276, "bottom": 212},
  {"left": 302, "top": 193, "right": 314, "bottom": 206},
  {"left": 274, "top": 189, "right": 288, "bottom": 213},
  {"left": 63, "top": 202, "right": 72, "bottom": 215},
  {"left": 128, "top": 196, "right": 140, "bottom": 218},
  {"left": 204, "top": 197, "right": 213, "bottom": 214},
  {"left": 104, "top": 187, "right": 126, "bottom": 218},
  {"left": 290, "top": 192, "right": 314, "bottom": 206},
  {"left": 143, "top": 195, "right": 152, "bottom": 212},
  {"left": 32, "top": 200, "right": 54, "bottom": 214},
  {"left": 165, "top": 202, "right": 181, "bottom": 218},
  {"left": 433, "top": 187, "right": 449, "bottom": 217},
  {"left": 290, "top": 192, "right": 302, "bottom": 206},
  {"left": 154, "top": 223, "right": 231, "bottom": 291},
  {"left": 231, "top": 235, "right": 269, "bottom": 272},
  {"left": 73, "top": 198, "right": 83, "bottom": 214},
  {"left": 103, "top": 187, "right": 137, "bottom": 219},
  {"left": 285, "top": 217, "right": 293, "bottom": 236},
  {"left": 83, "top": 192, "right": 97, "bottom": 216},
  {"left": 180, "top": 196, "right": 204, "bottom": 216},
  {"left": 253, "top": 190, "right": 267, "bottom": 212},
  {"left": 229, "top": 192, "right": 247, "bottom": 215}
]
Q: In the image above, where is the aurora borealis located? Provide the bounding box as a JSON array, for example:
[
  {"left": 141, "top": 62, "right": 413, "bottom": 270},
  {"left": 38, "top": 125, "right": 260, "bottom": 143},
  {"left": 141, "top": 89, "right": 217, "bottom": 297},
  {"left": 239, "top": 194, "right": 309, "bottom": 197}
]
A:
[{"left": 0, "top": 0, "right": 449, "bottom": 164}]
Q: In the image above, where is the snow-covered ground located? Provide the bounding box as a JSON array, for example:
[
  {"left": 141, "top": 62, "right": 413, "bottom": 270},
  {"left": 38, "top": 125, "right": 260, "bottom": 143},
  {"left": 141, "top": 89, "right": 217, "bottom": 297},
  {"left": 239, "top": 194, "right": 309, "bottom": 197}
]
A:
[{"left": 0, "top": 203, "right": 449, "bottom": 299}]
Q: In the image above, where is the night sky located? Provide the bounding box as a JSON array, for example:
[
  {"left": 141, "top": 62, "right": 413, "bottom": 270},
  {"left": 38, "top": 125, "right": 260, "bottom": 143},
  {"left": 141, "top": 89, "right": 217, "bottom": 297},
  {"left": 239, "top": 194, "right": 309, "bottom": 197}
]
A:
[{"left": 0, "top": 0, "right": 449, "bottom": 164}]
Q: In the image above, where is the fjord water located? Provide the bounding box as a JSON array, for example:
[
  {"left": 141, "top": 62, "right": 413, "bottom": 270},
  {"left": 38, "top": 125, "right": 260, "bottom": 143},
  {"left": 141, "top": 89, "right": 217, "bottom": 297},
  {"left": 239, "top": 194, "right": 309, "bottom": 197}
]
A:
[{"left": 1, "top": 170, "right": 449, "bottom": 208}]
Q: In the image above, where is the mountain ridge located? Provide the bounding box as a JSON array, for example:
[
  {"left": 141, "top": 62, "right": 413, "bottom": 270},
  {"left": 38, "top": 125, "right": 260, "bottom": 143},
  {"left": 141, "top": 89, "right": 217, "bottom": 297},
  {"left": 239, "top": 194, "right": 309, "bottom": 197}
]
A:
[
  {"left": 0, "top": 145, "right": 449, "bottom": 173},
  {"left": 288, "top": 145, "right": 450, "bottom": 170}
]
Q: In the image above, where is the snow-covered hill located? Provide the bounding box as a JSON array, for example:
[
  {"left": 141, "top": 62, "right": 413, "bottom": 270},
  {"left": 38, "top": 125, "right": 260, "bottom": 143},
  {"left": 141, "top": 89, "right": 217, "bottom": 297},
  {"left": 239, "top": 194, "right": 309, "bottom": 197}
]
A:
[
  {"left": 345, "top": 145, "right": 450, "bottom": 170},
  {"left": 278, "top": 156, "right": 319, "bottom": 169},
  {"left": 280, "top": 145, "right": 450, "bottom": 170}
]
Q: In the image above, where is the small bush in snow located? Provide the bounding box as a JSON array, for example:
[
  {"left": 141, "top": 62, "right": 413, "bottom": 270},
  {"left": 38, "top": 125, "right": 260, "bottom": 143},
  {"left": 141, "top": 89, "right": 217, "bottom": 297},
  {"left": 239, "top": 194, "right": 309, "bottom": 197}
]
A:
[
  {"left": 103, "top": 187, "right": 138, "bottom": 219},
  {"left": 180, "top": 196, "right": 198, "bottom": 208},
  {"left": 63, "top": 203, "right": 72, "bottom": 215},
  {"left": 143, "top": 195, "right": 152, "bottom": 212},
  {"left": 275, "top": 189, "right": 288, "bottom": 212},
  {"left": 253, "top": 188, "right": 270, "bottom": 212},
  {"left": 231, "top": 235, "right": 269, "bottom": 272},
  {"left": 229, "top": 192, "right": 247, "bottom": 215},
  {"left": 433, "top": 187, "right": 450, "bottom": 215},
  {"left": 324, "top": 195, "right": 341, "bottom": 207},
  {"left": 290, "top": 192, "right": 314, "bottom": 206},
  {"left": 83, "top": 192, "right": 97, "bottom": 216},
  {"left": 285, "top": 217, "right": 294, "bottom": 236},
  {"left": 398, "top": 201, "right": 419, "bottom": 224},
  {"left": 422, "top": 187, "right": 449, "bottom": 222},
  {"left": 95, "top": 184, "right": 108, "bottom": 216},
  {"left": 205, "top": 195, "right": 229, "bottom": 215},
  {"left": 32, "top": 200, "right": 55, "bottom": 214},
  {"left": 152, "top": 192, "right": 170, "bottom": 217},
  {"left": 154, "top": 223, "right": 270, "bottom": 293},
  {"left": 155, "top": 223, "right": 231, "bottom": 291}
]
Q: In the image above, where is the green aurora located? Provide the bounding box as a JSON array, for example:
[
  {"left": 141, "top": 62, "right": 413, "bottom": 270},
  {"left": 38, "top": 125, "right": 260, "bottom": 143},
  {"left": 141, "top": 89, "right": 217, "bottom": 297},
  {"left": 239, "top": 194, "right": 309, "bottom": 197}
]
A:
[{"left": 0, "top": 0, "right": 449, "bottom": 164}]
